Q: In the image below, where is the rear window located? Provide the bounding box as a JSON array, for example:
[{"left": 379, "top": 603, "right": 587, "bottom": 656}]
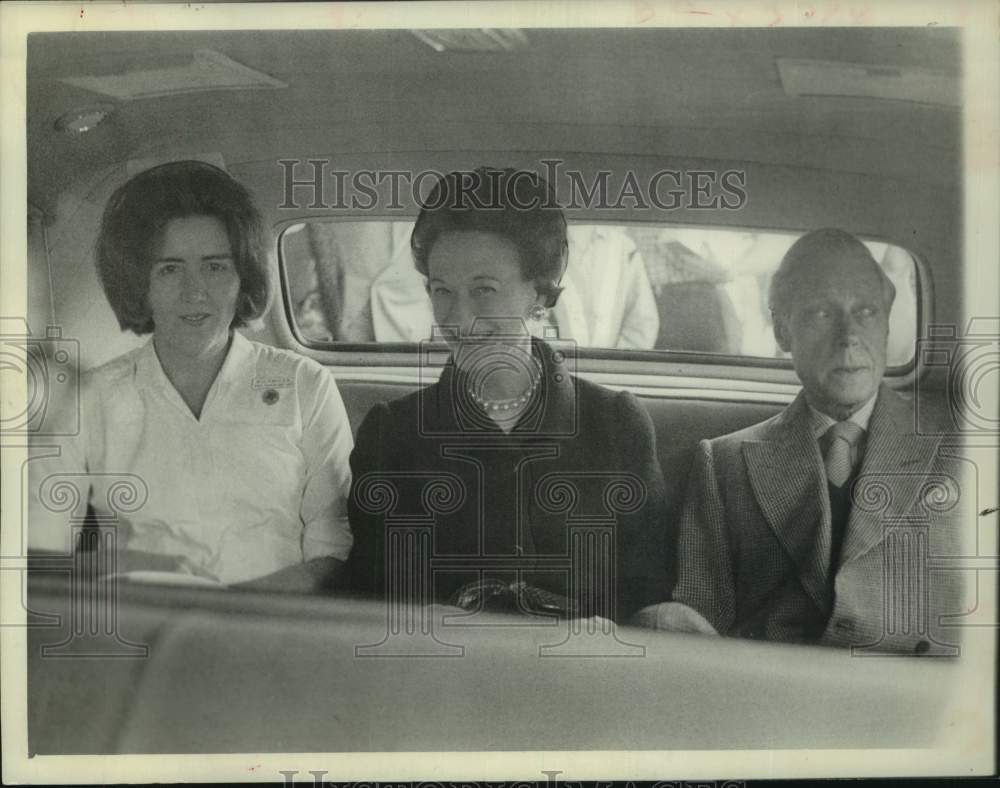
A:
[{"left": 280, "top": 221, "right": 919, "bottom": 369}]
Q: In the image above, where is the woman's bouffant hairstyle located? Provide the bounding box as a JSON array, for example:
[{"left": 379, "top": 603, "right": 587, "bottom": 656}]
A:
[
  {"left": 410, "top": 167, "right": 569, "bottom": 307},
  {"left": 95, "top": 160, "right": 270, "bottom": 334}
]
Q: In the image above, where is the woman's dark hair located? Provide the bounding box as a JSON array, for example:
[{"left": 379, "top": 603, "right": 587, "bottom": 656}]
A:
[
  {"left": 410, "top": 167, "right": 568, "bottom": 307},
  {"left": 95, "top": 160, "right": 270, "bottom": 334}
]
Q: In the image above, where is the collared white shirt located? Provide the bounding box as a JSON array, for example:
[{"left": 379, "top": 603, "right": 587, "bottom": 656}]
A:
[
  {"left": 551, "top": 225, "right": 660, "bottom": 350},
  {"left": 807, "top": 393, "right": 878, "bottom": 439},
  {"left": 29, "top": 333, "right": 353, "bottom": 584},
  {"left": 370, "top": 221, "right": 433, "bottom": 342},
  {"left": 807, "top": 392, "right": 877, "bottom": 483}
]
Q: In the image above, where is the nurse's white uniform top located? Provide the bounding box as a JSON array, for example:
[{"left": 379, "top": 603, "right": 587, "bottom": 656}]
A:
[{"left": 29, "top": 333, "right": 354, "bottom": 585}]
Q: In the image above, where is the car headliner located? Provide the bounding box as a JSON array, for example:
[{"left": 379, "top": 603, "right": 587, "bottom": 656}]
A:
[{"left": 27, "top": 27, "right": 960, "bottom": 213}]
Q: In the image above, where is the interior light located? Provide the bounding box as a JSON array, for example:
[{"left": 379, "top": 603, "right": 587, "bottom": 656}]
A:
[{"left": 54, "top": 106, "right": 114, "bottom": 134}]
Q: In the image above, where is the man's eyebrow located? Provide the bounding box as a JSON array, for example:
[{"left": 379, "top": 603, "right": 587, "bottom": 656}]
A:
[
  {"left": 153, "top": 252, "right": 233, "bottom": 262},
  {"left": 427, "top": 275, "right": 501, "bottom": 285}
]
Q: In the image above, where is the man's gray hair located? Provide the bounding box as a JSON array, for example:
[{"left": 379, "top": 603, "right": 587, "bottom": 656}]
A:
[{"left": 768, "top": 228, "right": 897, "bottom": 318}]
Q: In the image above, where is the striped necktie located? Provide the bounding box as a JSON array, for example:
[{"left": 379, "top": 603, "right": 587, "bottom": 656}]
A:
[{"left": 823, "top": 420, "right": 865, "bottom": 488}]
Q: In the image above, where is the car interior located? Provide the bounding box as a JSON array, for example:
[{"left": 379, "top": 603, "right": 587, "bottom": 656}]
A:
[{"left": 15, "top": 24, "right": 985, "bottom": 755}]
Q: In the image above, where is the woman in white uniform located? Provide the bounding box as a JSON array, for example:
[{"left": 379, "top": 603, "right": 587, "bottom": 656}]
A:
[{"left": 29, "top": 161, "right": 353, "bottom": 592}]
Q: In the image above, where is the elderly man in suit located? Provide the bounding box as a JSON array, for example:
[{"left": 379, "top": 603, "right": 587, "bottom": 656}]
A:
[{"left": 640, "top": 228, "right": 964, "bottom": 654}]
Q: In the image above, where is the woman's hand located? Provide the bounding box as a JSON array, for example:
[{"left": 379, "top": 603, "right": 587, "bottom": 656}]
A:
[
  {"left": 106, "top": 550, "right": 226, "bottom": 588},
  {"left": 230, "top": 556, "right": 345, "bottom": 594}
]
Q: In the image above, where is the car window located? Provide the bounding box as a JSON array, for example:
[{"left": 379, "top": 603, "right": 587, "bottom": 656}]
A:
[{"left": 281, "top": 220, "right": 919, "bottom": 368}]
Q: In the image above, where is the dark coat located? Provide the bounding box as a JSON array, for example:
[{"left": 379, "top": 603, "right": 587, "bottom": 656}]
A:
[{"left": 347, "top": 339, "right": 669, "bottom": 620}]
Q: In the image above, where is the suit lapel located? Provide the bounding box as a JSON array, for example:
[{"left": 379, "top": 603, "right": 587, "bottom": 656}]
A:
[
  {"left": 742, "top": 393, "right": 832, "bottom": 613},
  {"left": 840, "top": 386, "right": 939, "bottom": 567}
]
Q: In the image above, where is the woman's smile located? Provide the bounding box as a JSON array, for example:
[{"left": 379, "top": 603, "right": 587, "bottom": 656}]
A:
[{"left": 147, "top": 215, "right": 240, "bottom": 358}]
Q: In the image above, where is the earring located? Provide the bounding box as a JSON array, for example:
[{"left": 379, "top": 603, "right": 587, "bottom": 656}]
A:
[{"left": 527, "top": 303, "right": 548, "bottom": 322}]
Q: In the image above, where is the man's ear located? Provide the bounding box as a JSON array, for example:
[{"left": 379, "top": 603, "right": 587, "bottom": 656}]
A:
[{"left": 773, "top": 313, "right": 792, "bottom": 353}]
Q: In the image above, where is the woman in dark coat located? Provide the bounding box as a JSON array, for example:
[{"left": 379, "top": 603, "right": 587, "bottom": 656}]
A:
[{"left": 347, "top": 168, "right": 668, "bottom": 621}]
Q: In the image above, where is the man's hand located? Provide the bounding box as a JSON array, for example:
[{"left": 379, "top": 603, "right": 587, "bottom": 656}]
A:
[{"left": 631, "top": 602, "right": 719, "bottom": 635}]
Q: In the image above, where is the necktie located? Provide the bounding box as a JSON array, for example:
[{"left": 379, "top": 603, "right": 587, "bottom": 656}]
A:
[
  {"left": 823, "top": 420, "right": 865, "bottom": 577},
  {"left": 823, "top": 421, "right": 865, "bottom": 488}
]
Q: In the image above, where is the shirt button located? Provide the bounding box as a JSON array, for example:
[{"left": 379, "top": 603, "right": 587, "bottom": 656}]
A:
[{"left": 915, "top": 639, "right": 930, "bottom": 655}]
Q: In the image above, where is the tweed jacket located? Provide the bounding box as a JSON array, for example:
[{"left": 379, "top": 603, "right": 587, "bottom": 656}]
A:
[
  {"left": 671, "top": 384, "right": 966, "bottom": 654},
  {"left": 347, "top": 339, "right": 670, "bottom": 621}
]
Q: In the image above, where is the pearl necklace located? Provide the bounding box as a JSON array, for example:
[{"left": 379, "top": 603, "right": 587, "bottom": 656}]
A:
[{"left": 468, "top": 372, "right": 541, "bottom": 413}]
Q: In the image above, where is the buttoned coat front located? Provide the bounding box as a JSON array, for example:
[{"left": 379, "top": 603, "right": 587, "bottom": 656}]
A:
[{"left": 346, "top": 339, "right": 670, "bottom": 621}]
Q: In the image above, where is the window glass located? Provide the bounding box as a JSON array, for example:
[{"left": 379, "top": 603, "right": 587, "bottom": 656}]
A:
[{"left": 281, "top": 221, "right": 918, "bottom": 367}]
